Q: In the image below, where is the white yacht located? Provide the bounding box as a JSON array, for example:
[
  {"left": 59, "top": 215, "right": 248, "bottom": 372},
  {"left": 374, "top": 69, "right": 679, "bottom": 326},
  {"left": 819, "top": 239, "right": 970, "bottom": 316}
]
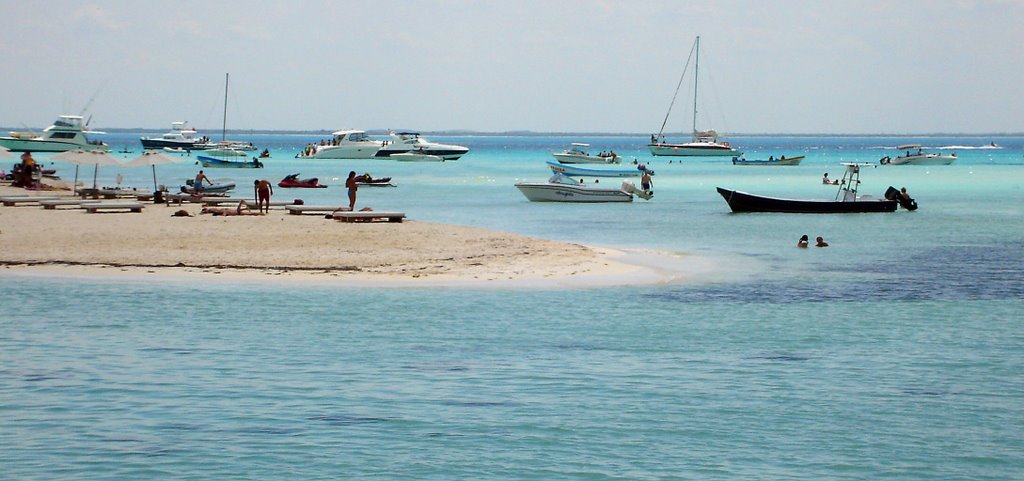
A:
[
  {"left": 0, "top": 115, "right": 108, "bottom": 152},
  {"left": 140, "top": 121, "right": 209, "bottom": 151},
  {"left": 297, "top": 130, "right": 384, "bottom": 159},
  {"left": 879, "top": 144, "right": 956, "bottom": 166},
  {"left": 375, "top": 131, "right": 469, "bottom": 160}
]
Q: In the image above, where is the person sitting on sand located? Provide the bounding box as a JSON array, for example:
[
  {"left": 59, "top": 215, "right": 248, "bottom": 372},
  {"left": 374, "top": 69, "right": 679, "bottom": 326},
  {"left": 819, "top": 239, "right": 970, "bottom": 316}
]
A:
[
  {"left": 797, "top": 234, "right": 809, "bottom": 248},
  {"left": 815, "top": 236, "right": 829, "bottom": 247},
  {"left": 201, "top": 200, "right": 263, "bottom": 216}
]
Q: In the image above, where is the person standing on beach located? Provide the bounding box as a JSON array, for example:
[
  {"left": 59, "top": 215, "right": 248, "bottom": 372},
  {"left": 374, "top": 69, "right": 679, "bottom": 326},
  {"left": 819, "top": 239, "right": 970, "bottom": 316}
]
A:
[
  {"left": 254, "top": 179, "right": 273, "bottom": 213},
  {"left": 345, "top": 171, "right": 358, "bottom": 211}
]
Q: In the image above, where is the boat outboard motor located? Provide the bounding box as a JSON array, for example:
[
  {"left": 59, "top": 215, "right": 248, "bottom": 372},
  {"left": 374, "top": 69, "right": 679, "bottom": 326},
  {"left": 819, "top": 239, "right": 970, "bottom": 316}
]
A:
[{"left": 885, "top": 186, "right": 918, "bottom": 211}]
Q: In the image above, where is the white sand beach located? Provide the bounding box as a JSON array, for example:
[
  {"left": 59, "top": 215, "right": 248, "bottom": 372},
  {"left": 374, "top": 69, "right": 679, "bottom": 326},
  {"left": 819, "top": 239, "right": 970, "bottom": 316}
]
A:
[{"left": 0, "top": 185, "right": 697, "bottom": 288}]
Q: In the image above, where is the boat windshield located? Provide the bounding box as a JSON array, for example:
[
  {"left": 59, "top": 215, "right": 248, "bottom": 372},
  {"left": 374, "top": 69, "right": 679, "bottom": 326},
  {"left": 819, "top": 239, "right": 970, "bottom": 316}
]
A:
[
  {"left": 347, "top": 132, "right": 370, "bottom": 142},
  {"left": 51, "top": 116, "right": 84, "bottom": 130},
  {"left": 548, "top": 173, "right": 579, "bottom": 185}
]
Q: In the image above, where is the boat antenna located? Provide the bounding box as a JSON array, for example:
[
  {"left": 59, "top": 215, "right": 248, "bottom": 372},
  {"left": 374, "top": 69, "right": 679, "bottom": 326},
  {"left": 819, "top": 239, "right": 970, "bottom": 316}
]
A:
[
  {"left": 692, "top": 35, "right": 700, "bottom": 139},
  {"left": 221, "top": 73, "right": 229, "bottom": 141},
  {"left": 79, "top": 81, "right": 108, "bottom": 122},
  {"left": 656, "top": 37, "right": 698, "bottom": 138}
]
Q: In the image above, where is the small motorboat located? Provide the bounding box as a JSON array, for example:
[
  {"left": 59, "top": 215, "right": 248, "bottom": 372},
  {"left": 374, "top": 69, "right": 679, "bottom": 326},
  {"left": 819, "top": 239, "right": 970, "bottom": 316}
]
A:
[
  {"left": 197, "top": 155, "right": 263, "bottom": 168},
  {"left": 515, "top": 173, "right": 651, "bottom": 203},
  {"left": 552, "top": 143, "right": 622, "bottom": 164},
  {"left": 278, "top": 173, "right": 327, "bottom": 188},
  {"left": 732, "top": 155, "right": 804, "bottom": 166},
  {"left": 879, "top": 145, "right": 955, "bottom": 165},
  {"left": 547, "top": 160, "right": 653, "bottom": 178},
  {"left": 716, "top": 163, "right": 913, "bottom": 213}
]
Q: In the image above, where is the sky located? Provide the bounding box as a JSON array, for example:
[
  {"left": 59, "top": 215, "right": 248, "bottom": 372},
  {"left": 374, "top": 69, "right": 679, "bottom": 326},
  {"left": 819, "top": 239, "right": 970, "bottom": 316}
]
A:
[{"left": 1, "top": 0, "right": 1022, "bottom": 134}]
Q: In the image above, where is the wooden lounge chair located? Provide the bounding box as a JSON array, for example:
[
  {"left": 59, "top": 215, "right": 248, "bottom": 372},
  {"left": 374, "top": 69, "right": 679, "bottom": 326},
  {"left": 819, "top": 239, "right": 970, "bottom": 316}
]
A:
[
  {"left": 0, "top": 195, "right": 63, "bottom": 206},
  {"left": 81, "top": 202, "right": 145, "bottom": 213},
  {"left": 285, "top": 205, "right": 350, "bottom": 215},
  {"left": 201, "top": 197, "right": 247, "bottom": 207},
  {"left": 242, "top": 199, "right": 299, "bottom": 209},
  {"left": 39, "top": 199, "right": 101, "bottom": 210},
  {"left": 333, "top": 211, "right": 406, "bottom": 223}
]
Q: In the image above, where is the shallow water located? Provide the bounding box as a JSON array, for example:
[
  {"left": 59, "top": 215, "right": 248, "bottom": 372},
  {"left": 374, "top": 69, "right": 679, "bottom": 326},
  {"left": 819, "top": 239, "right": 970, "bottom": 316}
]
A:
[{"left": 3, "top": 134, "right": 1023, "bottom": 479}]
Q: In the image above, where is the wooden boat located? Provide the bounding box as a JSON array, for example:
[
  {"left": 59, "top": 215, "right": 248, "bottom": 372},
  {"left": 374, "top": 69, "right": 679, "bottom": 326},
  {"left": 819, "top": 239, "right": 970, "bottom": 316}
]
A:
[
  {"left": 716, "top": 163, "right": 914, "bottom": 213},
  {"left": 732, "top": 155, "right": 804, "bottom": 166},
  {"left": 198, "top": 155, "right": 263, "bottom": 168},
  {"left": 546, "top": 160, "right": 652, "bottom": 178}
]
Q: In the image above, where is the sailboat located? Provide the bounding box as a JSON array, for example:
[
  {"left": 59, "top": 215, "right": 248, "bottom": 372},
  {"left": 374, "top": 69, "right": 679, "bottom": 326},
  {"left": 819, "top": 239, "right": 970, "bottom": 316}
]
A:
[
  {"left": 649, "top": 36, "right": 741, "bottom": 157},
  {"left": 197, "top": 73, "right": 262, "bottom": 168}
]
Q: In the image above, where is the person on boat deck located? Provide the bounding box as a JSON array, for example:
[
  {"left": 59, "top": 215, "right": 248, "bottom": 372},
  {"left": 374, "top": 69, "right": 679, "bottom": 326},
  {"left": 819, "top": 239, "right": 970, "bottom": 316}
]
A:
[
  {"left": 823, "top": 173, "right": 837, "bottom": 185},
  {"left": 651, "top": 134, "right": 657, "bottom": 144},
  {"left": 194, "top": 170, "right": 211, "bottom": 192},
  {"left": 815, "top": 236, "right": 829, "bottom": 247},
  {"left": 254, "top": 179, "right": 273, "bottom": 213},
  {"left": 797, "top": 235, "right": 809, "bottom": 248},
  {"left": 345, "top": 171, "right": 358, "bottom": 211},
  {"left": 769, "top": 155, "right": 774, "bottom": 161},
  {"left": 641, "top": 170, "right": 653, "bottom": 192}
]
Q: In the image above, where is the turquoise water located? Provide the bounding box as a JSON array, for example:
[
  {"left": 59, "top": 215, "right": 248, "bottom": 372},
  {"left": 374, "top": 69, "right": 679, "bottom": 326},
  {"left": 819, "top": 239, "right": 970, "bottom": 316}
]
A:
[{"left": 3, "top": 134, "right": 1023, "bottom": 479}]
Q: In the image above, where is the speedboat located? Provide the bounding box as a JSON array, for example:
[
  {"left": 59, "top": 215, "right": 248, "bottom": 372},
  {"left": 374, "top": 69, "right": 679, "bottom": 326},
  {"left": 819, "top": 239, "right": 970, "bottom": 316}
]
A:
[
  {"left": 374, "top": 131, "right": 469, "bottom": 160},
  {"left": 547, "top": 160, "right": 653, "bottom": 178},
  {"left": 278, "top": 173, "right": 327, "bottom": 188},
  {"left": 879, "top": 145, "right": 955, "bottom": 165},
  {"left": 716, "top": 163, "right": 913, "bottom": 213},
  {"left": 552, "top": 143, "right": 622, "bottom": 164},
  {"left": 297, "top": 130, "right": 383, "bottom": 159},
  {"left": 516, "top": 173, "right": 651, "bottom": 202},
  {"left": 0, "top": 115, "right": 109, "bottom": 152},
  {"left": 140, "top": 121, "right": 209, "bottom": 151},
  {"left": 197, "top": 155, "right": 263, "bottom": 168}
]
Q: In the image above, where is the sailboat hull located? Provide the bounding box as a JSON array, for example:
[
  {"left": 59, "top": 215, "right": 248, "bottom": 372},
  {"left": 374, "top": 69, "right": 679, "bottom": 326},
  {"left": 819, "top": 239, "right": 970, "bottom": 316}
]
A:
[{"left": 649, "top": 142, "right": 741, "bottom": 157}]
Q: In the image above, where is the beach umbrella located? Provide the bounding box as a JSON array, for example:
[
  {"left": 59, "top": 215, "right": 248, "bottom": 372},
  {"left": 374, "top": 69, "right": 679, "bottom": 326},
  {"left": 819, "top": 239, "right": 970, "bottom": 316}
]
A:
[
  {"left": 52, "top": 149, "right": 123, "bottom": 194},
  {"left": 124, "top": 150, "right": 189, "bottom": 192}
]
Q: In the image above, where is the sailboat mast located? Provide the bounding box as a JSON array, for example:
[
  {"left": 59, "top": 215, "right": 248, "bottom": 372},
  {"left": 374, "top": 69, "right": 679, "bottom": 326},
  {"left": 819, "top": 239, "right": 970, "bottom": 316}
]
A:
[
  {"left": 221, "top": 73, "right": 229, "bottom": 142},
  {"left": 692, "top": 36, "right": 700, "bottom": 139}
]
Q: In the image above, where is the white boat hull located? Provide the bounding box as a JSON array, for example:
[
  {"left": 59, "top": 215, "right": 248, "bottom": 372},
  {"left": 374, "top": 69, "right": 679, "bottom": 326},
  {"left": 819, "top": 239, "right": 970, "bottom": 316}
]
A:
[
  {"left": 552, "top": 152, "right": 622, "bottom": 164},
  {"left": 299, "top": 144, "right": 382, "bottom": 159},
  {"left": 515, "top": 182, "right": 633, "bottom": 202},
  {"left": 0, "top": 138, "right": 108, "bottom": 153},
  {"left": 881, "top": 154, "right": 955, "bottom": 166},
  {"left": 391, "top": 152, "right": 444, "bottom": 162},
  {"left": 648, "top": 142, "right": 741, "bottom": 157}
]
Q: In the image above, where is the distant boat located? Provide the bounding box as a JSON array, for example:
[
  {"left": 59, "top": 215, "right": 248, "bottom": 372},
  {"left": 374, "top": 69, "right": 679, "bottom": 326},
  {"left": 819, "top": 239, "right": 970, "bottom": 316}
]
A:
[
  {"left": 552, "top": 143, "right": 622, "bottom": 164},
  {"left": 296, "top": 130, "right": 383, "bottom": 159},
  {"left": 375, "top": 131, "right": 469, "bottom": 160},
  {"left": 546, "top": 160, "right": 652, "bottom": 178},
  {"left": 0, "top": 115, "right": 108, "bottom": 152},
  {"left": 879, "top": 145, "right": 955, "bottom": 165},
  {"left": 140, "top": 121, "right": 209, "bottom": 151},
  {"left": 732, "top": 155, "right": 804, "bottom": 166},
  {"left": 649, "top": 36, "right": 741, "bottom": 157},
  {"left": 717, "top": 163, "right": 913, "bottom": 213},
  {"left": 197, "top": 155, "right": 263, "bottom": 168},
  {"left": 515, "top": 173, "right": 651, "bottom": 202}
]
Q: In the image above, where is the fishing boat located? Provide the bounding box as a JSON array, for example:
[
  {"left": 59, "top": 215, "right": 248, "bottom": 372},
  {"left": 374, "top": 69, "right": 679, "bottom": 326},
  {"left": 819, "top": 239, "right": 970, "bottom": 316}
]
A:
[
  {"left": 278, "top": 173, "right": 327, "bottom": 188},
  {"left": 552, "top": 143, "right": 622, "bottom": 164},
  {"left": 716, "top": 163, "right": 914, "bottom": 213},
  {"left": 547, "top": 160, "right": 652, "bottom": 178},
  {"left": 515, "top": 173, "right": 651, "bottom": 202},
  {"left": 732, "top": 155, "right": 804, "bottom": 166},
  {"left": 879, "top": 145, "right": 956, "bottom": 165},
  {"left": 375, "top": 131, "right": 469, "bottom": 160},
  {"left": 197, "top": 155, "right": 263, "bottom": 168},
  {"left": 0, "top": 115, "right": 109, "bottom": 152},
  {"left": 649, "top": 36, "right": 741, "bottom": 157}
]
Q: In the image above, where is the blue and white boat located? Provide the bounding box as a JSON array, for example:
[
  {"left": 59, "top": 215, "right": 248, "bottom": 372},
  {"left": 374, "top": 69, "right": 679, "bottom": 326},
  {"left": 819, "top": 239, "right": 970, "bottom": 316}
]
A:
[
  {"left": 197, "top": 155, "right": 263, "bottom": 168},
  {"left": 546, "top": 160, "right": 652, "bottom": 178}
]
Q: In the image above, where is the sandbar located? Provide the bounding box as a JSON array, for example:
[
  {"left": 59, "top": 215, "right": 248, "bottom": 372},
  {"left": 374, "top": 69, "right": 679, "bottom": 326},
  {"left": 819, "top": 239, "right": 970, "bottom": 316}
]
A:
[{"left": 0, "top": 184, "right": 702, "bottom": 288}]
